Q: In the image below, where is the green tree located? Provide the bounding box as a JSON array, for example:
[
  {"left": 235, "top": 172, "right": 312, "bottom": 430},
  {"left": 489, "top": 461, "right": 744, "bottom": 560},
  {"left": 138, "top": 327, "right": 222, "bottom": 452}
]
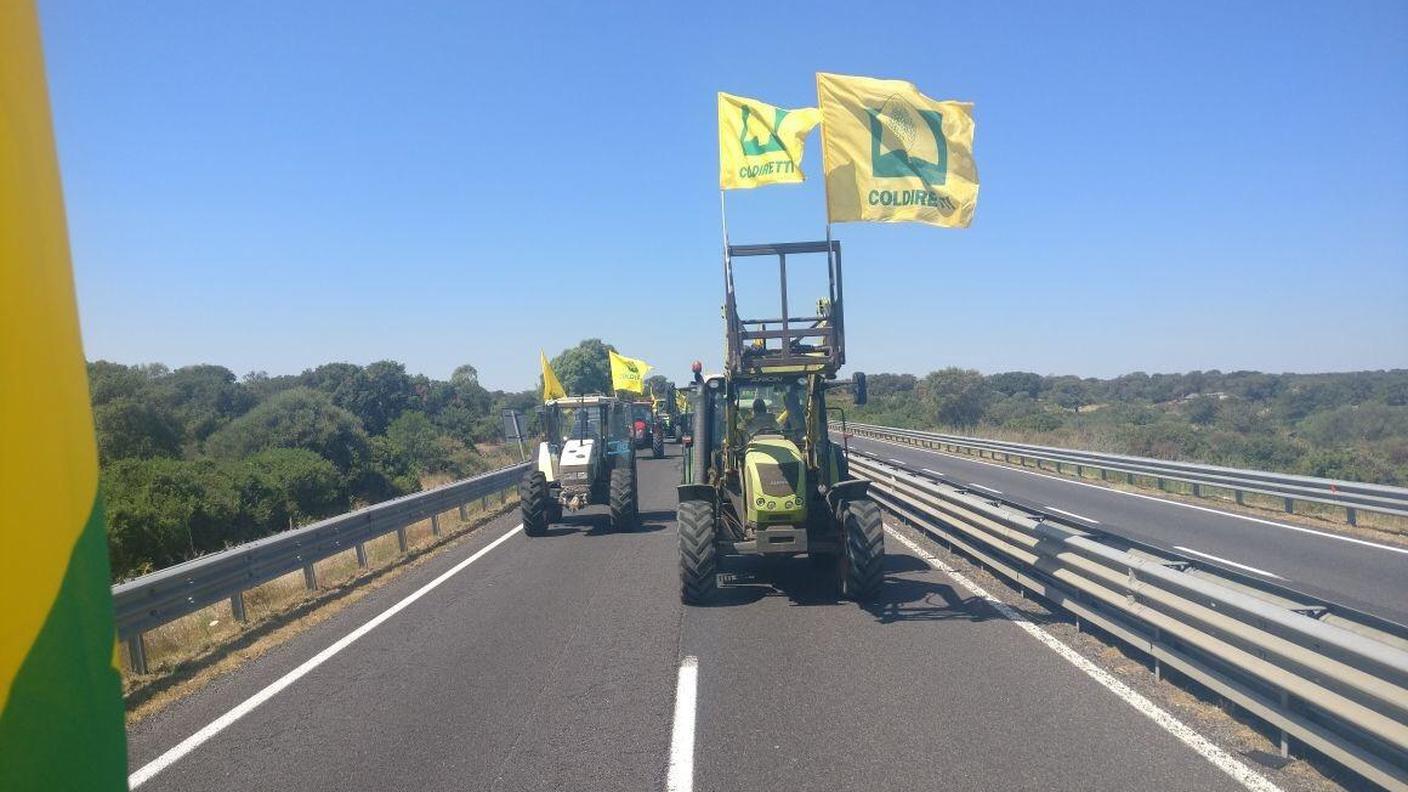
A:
[
  {"left": 92, "top": 397, "right": 182, "bottom": 463},
  {"left": 988, "top": 371, "right": 1042, "bottom": 399},
  {"left": 103, "top": 457, "right": 241, "bottom": 578},
  {"left": 549, "top": 339, "right": 615, "bottom": 395},
  {"left": 160, "top": 364, "right": 255, "bottom": 441},
  {"left": 384, "top": 411, "right": 452, "bottom": 476},
  {"left": 331, "top": 360, "right": 415, "bottom": 434},
  {"left": 87, "top": 360, "right": 155, "bottom": 406},
  {"left": 205, "top": 387, "right": 370, "bottom": 474},
  {"left": 920, "top": 367, "right": 991, "bottom": 428},
  {"left": 1048, "top": 376, "right": 1091, "bottom": 413},
  {"left": 234, "top": 448, "right": 346, "bottom": 537}
]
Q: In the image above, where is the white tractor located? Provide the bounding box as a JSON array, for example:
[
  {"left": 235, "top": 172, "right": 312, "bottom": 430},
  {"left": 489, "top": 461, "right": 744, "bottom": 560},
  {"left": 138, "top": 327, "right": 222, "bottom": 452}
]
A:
[{"left": 520, "top": 395, "right": 639, "bottom": 535}]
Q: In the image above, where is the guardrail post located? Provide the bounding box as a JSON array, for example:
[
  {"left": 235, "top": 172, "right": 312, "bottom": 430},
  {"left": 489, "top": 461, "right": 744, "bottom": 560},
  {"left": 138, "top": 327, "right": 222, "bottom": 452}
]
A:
[
  {"left": 1099, "top": 468, "right": 1108, "bottom": 481},
  {"left": 230, "top": 591, "right": 247, "bottom": 623},
  {"left": 1192, "top": 483, "right": 1202, "bottom": 498},
  {"left": 458, "top": 503, "right": 469, "bottom": 520},
  {"left": 500, "top": 487, "right": 507, "bottom": 504},
  {"left": 1346, "top": 507, "right": 1357, "bottom": 526},
  {"left": 1152, "top": 627, "right": 1162, "bottom": 682},
  {"left": 1075, "top": 464, "right": 1083, "bottom": 478},
  {"left": 1283, "top": 497, "right": 1294, "bottom": 513},
  {"left": 302, "top": 563, "right": 317, "bottom": 590},
  {"left": 481, "top": 495, "right": 489, "bottom": 510},
  {"left": 355, "top": 542, "right": 368, "bottom": 567},
  {"left": 430, "top": 513, "right": 441, "bottom": 537},
  {"left": 127, "top": 633, "right": 148, "bottom": 675},
  {"left": 1156, "top": 477, "right": 1165, "bottom": 491},
  {"left": 1234, "top": 489, "right": 1244, "bottom": 505},
  {"left": 1126, "top": 472, "right": 1133, "bottom": 485},
  {"left": 396, "top": 525, "right": 408, "bottom": 553}
]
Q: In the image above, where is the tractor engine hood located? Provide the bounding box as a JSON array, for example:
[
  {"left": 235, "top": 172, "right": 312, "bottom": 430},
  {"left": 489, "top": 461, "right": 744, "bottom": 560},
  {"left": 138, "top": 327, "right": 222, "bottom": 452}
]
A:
[
  {"left": 558, "top": 438, "right": 597, "bottom": 489},
  {"left": 743, "top": 436, "right": 808, "bottom": 524}
]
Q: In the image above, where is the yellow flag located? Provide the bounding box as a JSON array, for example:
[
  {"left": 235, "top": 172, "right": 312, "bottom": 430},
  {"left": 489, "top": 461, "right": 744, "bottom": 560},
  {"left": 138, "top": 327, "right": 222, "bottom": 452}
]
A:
[
  {"left": 718, "top": 92, "right": 821, "bottom": 190},
  {"left": 540, "top": 350, "right": 566, "bottom": 401},
  {"left": 675, "top": 390, "right": 688, "bottom": 413},
  {"left": 609, "top": 350, "right": 653, "bottom": 394},
  {"left": 2, "top": 2, "right": 127, "bottom": 787},
  {"left": 816, "top": 72, "right": 978, "bottom": 227}
]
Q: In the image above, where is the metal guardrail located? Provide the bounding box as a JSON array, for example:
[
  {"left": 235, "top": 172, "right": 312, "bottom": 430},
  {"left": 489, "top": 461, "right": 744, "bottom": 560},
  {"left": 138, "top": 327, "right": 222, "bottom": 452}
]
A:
[
  {"left": 113, "top": 463, "right": 529, "bottom": 674},
  {"left": 849, "top": 453, "right": 1408, "bottom": 789},
  {"left": 842, "top": 422, "right": 1408, "bottom": 525}
]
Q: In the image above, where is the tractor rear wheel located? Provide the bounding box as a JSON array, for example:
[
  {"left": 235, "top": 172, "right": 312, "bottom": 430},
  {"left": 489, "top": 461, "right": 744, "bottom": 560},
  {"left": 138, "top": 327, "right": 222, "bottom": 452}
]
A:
[
  {"left": 521, "top": 471, "right": 550, "bottom": 537},
  {"left": 678, "top": 500, "right": 717, "bottom": 604},
  {"left": 842, "top": 499, "right": 884, "bottom": 601},
  {"left": 652, "top": 432, "right": 665, "bottom": 459},
  {"left": 610, "top": 465, "right": 638, "bottom": 531}
]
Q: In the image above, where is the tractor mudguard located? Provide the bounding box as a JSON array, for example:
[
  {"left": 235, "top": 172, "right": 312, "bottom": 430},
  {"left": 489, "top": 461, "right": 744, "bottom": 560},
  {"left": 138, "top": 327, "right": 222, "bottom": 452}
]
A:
[
  {"left": 826, "top": 478, "right": 871, "bottom": 512},
  {"left": 677, "top": 483, "right": 715, "bottom": 504}
]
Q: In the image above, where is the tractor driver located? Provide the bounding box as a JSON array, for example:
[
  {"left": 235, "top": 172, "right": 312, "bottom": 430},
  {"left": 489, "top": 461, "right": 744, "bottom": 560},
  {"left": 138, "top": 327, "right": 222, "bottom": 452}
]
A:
[{"left": 745, "top": 397, "right": 778, "bottom": 437}]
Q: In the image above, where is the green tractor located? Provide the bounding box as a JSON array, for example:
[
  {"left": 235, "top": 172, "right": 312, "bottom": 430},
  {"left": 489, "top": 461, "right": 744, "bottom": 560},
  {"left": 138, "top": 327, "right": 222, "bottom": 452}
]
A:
[{"left": 677, "top": 239, "right": 880, "bottom": 604}]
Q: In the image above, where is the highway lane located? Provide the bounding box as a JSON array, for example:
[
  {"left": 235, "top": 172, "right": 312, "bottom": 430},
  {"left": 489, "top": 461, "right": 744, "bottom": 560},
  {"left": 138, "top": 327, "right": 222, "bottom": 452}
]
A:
[
  {"left": 846, "top": 434, "right": 1408, "bottom": 624},
  {"left": 128, "top": 445, "right": 1277, "bottom": 791},
  {"left": 127, "top": 458, "right": 684, "bottom": 791}
]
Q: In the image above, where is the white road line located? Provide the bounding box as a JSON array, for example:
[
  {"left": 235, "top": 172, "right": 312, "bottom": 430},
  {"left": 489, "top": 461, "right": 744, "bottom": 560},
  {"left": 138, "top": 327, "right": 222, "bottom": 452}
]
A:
[
  {"left": 1173, "top": 546, "right": 1284, "bottom": 580},
  {"left": 921, "top": 468, "right": 946, "bottom": 478},
  {"left": 968, "top": 482, "right": 1003, "bottom": 495},
  {"left": 128, "top": 523, "right": 526, "bottom": 789},
  {"left": 886, "top": 527, "right": 1282, "bottom": 792},
  {"left": 667, "top": 655, "right": 699, "bottom": 792},
  {"left": 1045, "top": 506, "right": 1100, "bottom": 524},
  {"left": 888, "top": 458, "right": 907, "bottom": 465},
  {"left": 856, "top": 436, "right": 1408, "bottom": 555}
]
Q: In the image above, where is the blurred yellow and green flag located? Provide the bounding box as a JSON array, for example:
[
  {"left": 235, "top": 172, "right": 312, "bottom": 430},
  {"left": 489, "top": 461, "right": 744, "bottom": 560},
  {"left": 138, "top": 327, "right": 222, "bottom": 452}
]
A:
[
  {"left": 717, "top": 92, "right": 821, "bottom": 190},
  {"left": 675, "top": 390, "right": 689, "bottom": 413},
  {"left": 609, "top": 350, "right": 653, "bottom": 394},
  {"left": 1, "top": 2, "right": 128, "bottom": 789},
  {"left": 816, "top": 72, "right": 979, "bottom": 228},
  {"left": 541, "top": 351, "right": 567, "bottom": 401}
]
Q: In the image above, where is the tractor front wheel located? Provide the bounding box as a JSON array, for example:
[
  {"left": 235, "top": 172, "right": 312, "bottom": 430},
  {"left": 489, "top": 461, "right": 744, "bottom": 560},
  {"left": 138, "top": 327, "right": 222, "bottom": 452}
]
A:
[
  {"left": 610, "top": 465, "right": 638, "bottom": 531},
  {"left": 678, "top": 500, "right": 717, "bottom": 604},
  {"left": 842, "top": 499, "right": 885, "bottom": 601},
  {"left": 521, "top": 471, "right": 550, "bottom": 537}
]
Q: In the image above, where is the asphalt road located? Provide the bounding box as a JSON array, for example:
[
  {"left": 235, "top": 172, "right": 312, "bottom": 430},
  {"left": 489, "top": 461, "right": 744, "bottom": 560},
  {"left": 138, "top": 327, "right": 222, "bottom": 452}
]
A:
[
  {"left": 846, "top": 434, "right": 1408, "bottom": 625},
  {"left": 128, "top": 445, "right": 1269, "bottom": 791}
]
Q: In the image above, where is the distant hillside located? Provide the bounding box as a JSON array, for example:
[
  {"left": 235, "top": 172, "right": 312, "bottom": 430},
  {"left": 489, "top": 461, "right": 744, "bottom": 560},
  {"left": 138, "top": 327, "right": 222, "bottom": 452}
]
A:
[{"left": 844, "top": 368, "right": 1408, "bottom": 486}]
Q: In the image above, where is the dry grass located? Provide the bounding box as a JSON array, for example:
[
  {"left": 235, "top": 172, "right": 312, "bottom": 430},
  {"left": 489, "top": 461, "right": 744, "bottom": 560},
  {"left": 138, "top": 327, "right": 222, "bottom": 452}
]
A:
[{"left": 121, "top": 488, "right": 519, "bottom": 721}]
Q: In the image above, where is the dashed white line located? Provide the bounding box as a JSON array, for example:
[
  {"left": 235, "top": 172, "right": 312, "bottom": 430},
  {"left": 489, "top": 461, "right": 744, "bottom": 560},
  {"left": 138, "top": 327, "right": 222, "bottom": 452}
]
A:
[
  {"left": 886, "top": 526, "right": 1282, "bottom": 792},
  {"left": 855, "top": 436, "right": 1408, "bottom": 555},
  {"left": 1173, "top": 546, "right": 1284, "bottom": 580},
  {"left": 888, "top": 458, "right": 907, "bottom": 465},
  {"left": 967, "top": 482, "right": 1003, "bottom": 495},
  {"left": 921, "top": 468, "right": 946, "bottom": 478},
  {"left": 1045, "top": 506, "right": 1100, "bottom": 524},
  {"left": 667, "top": 655, "right": 699, "bottom": 792},
  {"left": 128, "top": 523, "right": 526, "bottom": 789}
]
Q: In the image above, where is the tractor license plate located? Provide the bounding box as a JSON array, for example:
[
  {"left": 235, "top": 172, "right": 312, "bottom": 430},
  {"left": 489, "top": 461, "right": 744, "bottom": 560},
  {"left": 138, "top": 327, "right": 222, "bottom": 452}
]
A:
[{"left": 754, "top": 527, "right": 807, "bottom": 553}]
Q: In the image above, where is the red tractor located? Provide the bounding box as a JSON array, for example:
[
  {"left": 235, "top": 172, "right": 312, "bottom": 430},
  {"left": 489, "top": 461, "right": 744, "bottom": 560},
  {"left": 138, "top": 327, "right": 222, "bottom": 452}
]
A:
[{"left": 631, "top": 401, "right": 665, "bottom": 459}]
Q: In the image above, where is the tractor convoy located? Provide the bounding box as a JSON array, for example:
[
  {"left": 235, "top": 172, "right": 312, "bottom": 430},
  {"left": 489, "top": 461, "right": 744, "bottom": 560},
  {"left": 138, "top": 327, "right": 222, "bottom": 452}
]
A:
[{"left": 519, "top": 236, "right": 881, "bottom": 605}]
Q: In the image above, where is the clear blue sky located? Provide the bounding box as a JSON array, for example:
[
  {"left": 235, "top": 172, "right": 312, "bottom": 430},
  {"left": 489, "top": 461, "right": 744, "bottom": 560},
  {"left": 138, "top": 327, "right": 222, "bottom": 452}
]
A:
[{"left": 38, "top": 1, "right": 1408, "bottom": 390}]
